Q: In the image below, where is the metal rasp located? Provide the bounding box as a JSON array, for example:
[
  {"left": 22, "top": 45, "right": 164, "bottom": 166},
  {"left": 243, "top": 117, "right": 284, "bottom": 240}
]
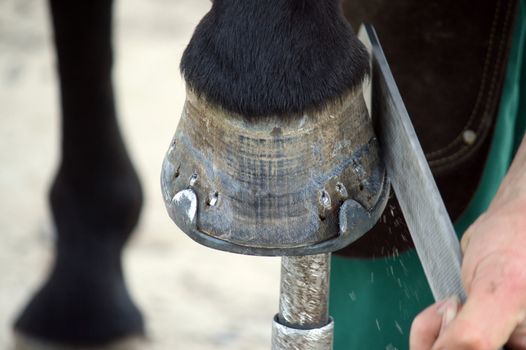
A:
[{"left": 358, "top": 24, "right": 467, "bottom": 302}]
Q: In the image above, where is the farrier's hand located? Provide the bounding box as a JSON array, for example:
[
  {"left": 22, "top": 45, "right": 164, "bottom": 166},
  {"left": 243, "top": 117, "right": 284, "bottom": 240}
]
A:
[{"left": 410, "top": 136, "right": 526, "bottom": 350}]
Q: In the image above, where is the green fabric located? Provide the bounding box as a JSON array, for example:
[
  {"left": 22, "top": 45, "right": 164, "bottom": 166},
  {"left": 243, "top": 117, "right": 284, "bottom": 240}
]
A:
[
  {"left": 330, "top": 251, "right": 434, "bottom": 349},
  {"left": 330, "top": 2, "right": 526, "bottom": 348}
]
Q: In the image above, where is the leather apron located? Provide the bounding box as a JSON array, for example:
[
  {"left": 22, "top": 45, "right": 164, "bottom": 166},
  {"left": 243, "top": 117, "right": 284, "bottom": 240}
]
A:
[{"left": 337, "top": 0, "right": 519, "bottom": 258}]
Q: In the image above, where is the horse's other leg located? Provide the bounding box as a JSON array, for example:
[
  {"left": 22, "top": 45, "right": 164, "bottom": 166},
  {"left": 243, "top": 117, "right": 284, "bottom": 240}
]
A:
[{"left": 14, "top": 0, "right": 144, "bottom": 346}]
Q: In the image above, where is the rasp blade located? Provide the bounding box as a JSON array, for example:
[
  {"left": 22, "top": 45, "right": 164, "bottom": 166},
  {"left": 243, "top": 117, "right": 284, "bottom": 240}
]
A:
[{"left": 358, "top": 25, "right": 467, "bottom": 302}]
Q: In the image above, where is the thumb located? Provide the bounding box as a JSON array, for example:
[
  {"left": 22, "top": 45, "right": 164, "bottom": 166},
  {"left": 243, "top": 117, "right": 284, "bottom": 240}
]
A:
[{"left": 410, "top": 297, "right": 459, "bottom": 350}]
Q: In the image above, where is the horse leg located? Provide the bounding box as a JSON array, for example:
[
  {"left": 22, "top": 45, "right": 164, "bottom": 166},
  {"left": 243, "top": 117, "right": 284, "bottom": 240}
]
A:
[{"left": 14, "top": 0, "right": 144, "bottom": 346}]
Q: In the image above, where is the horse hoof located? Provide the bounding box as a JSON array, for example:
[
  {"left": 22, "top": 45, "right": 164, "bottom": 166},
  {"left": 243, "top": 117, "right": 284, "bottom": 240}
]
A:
[
  {"left": 13, "top": 246, "right": 144, "bottom": 348},
  {"left": 161, "top": 85, "right": 386, "bottom": 256},
  {"left": 13, "top": 333, "right": 148, "bottom": 350}
]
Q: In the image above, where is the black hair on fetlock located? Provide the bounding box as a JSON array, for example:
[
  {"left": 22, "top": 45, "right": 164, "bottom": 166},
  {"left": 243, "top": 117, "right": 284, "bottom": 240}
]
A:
[{"left": 180, "top": 0, "right": 369, "bottom": 118}]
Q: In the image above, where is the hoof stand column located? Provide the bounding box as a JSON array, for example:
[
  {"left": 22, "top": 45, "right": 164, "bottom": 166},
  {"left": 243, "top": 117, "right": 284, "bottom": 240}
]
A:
[
  {"left": 161, "top": 85, "right": 388, "bottom": 349},
  {"left": 272, "top": 254, "right": 334, "bottom": 350}
]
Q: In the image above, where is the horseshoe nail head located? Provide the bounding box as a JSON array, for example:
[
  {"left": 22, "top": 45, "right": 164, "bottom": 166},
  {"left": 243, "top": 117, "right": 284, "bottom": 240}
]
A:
[{"left": 171, "top": 189, "right": 198, "bottom": 229}]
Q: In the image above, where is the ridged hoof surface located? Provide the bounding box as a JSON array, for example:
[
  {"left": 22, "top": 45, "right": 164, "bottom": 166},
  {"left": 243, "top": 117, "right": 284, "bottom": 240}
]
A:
[{"left": 161, "top": 86, "right": 387, "bottom": 256}]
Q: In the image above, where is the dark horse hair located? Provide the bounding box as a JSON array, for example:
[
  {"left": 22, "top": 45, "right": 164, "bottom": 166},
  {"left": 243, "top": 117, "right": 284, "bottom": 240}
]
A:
[{"left": 181, "top": 0, "right": 369, "bottom": 118}]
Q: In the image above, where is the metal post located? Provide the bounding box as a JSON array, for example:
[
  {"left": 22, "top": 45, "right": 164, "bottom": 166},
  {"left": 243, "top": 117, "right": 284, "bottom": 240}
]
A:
[{"left": 272, "top": 253, "right": 334, "bottom": 350}]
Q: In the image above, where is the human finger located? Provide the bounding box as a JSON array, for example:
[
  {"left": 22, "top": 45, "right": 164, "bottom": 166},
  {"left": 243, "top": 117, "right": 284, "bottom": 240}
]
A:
[
  {"left": 432, "top": 269, "right": 526, "bottom": 350},
  {"left": 506, "top": 323, "right": 526, "bottom": 349},
  {"left": 410, "top": 298, "right": 457, "bottom": 350}
]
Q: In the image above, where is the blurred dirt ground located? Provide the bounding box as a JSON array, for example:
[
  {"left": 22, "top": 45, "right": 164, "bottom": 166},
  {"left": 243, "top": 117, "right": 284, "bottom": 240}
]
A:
[{"left": 0, "top": 0, "right": 280, "bottom": 349}]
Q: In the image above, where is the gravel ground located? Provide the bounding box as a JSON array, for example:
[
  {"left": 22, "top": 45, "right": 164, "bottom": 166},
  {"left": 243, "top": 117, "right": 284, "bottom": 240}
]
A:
[{"left": 0, "top": 1, "right": 281, "bottom": 349}]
